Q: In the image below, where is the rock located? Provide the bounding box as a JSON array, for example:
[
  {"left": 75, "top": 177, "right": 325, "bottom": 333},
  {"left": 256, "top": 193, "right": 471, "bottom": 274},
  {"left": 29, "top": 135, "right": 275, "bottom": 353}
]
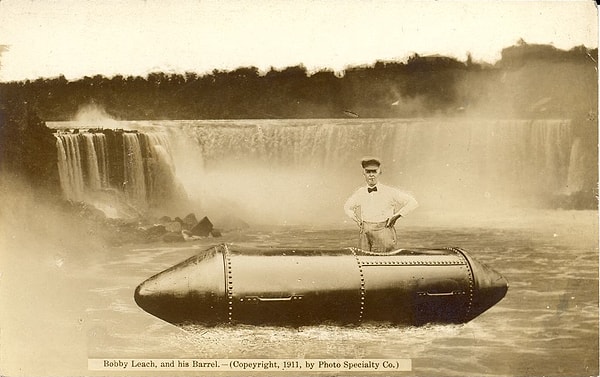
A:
[
  {"left": 163, "top": 232, "right": 185, "bottom": 243},
  {"left": 190, "top": 216, "right": 213, "bottom": 237},
  {"left": 210, "top": 229, "right": 222, "bottom": 238},
  {"left": 551, "top": 190, "right": 598, "bottom": 210},
  {"left": 183, "top": 213, "right": 199, "bottom": 230},
  {"left": 84, "top": 206, "right": 107, "bottom": 221},
  {"left": 116, "top": 219, "right": 141, "bottom": 230},
  {"left": 68, "top": 201, "right": 107, "bottom": 221},
  {"left": 146, "top": 224, "right": 167, "bottom": 237},
  {"left": 164, "top": 221, "right": 182, "bottom": 233},
  {"left": 158, "top": 216, "right": 172, "bottom": 224},
  {"left": 174, "top": 217, "right": 184, "bottom": 225}
]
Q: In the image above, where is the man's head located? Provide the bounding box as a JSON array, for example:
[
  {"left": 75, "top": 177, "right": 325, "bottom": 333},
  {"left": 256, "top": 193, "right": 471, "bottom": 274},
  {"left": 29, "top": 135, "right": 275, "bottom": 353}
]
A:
[{"left": 361, "top": 157, "right": 381, "bottom": 187}]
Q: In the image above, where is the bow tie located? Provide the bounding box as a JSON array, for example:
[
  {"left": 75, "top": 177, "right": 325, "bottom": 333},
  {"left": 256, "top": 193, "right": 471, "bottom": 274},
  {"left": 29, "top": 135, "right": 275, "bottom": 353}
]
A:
[{"left": 367, "top": 186, "right": 378, "bottom": 193}]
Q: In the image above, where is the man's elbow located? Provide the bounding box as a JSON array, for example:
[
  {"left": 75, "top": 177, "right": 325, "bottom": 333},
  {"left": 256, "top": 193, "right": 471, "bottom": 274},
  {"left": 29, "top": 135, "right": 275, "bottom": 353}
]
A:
[{"left": 405, "top": 197, "right": 418, "bottom": 213}]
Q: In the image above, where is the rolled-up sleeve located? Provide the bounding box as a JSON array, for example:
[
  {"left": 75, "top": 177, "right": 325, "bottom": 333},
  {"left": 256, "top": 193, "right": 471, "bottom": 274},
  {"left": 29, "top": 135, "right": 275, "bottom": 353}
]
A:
[{"left": 344, "top": 190, "right": 360, "bottom": 219}]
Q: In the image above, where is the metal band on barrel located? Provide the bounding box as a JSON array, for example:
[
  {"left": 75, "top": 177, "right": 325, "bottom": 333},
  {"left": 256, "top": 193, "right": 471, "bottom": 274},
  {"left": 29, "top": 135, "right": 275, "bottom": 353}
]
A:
[{"left": 349, "top": 247, "right": 366, "bottom": 323}]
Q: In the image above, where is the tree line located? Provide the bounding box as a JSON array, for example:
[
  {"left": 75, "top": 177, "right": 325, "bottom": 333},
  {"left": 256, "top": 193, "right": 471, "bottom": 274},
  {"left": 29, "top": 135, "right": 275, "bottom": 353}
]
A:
[{"left": 1, "top": 42, "right": 596, "bottom": 121}]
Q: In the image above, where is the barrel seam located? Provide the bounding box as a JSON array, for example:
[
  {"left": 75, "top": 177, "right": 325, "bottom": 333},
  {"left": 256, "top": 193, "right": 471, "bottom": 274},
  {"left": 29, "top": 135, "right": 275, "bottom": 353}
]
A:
[
  {"left": 446, "top": 247, "right": 474, "bottom": 317},
  {"left": 349, "top": 247, "right": 366, "bottom": 324},
  {"left": 223, "top": 244, "right": 234, "bottom": 324}
]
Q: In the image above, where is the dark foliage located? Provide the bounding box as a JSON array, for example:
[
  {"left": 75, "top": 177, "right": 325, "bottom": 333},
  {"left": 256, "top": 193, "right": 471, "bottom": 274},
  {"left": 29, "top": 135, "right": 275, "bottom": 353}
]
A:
[
  {"left": 1, "top": 43, "right": 595, "bottom": 121},
  {"left": 0, "top": 92, "right": 59, "bottom": 193}
]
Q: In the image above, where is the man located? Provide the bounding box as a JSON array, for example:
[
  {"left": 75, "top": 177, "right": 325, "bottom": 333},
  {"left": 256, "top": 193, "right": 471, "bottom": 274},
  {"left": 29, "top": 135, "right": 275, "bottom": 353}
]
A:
[{"left": 344, "top": 157, "right": 418, "bottom": 253}]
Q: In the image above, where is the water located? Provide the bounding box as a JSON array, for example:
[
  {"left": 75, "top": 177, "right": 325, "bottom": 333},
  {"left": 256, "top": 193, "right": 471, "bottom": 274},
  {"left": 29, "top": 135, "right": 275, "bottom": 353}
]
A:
[
  {"left": 96, "top": 218, "right": 597, "bottom": 376},
  {"left": 2, "top": 205, "right": 595, "bottom": 376}
]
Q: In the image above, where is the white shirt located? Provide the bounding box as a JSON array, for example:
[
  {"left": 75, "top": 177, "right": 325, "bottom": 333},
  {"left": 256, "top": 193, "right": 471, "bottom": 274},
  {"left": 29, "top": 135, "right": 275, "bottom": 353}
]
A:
[{"left": 344, "top": 183, "right": 418, "bottom": 223}]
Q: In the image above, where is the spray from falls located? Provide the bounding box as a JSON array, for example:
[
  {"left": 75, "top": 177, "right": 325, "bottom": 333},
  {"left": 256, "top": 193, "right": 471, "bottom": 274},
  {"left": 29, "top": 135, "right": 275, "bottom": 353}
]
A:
[{"left": 160, "top": 118, "right": 593, "bottom": 225}]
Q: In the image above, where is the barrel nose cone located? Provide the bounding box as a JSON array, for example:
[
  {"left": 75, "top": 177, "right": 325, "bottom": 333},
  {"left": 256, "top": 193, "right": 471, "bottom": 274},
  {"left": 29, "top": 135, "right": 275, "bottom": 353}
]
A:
[
  {"left": 133, "top": 248, "right": 227, "bottom": 324},
  {"left": 133, "top": 280, "right": 152, "bottom": 311},
  {"left": 466, "top": 254, "right": 509, "bottom": 319},
  {"left": 133, "top": 277, "right": 169, "bottom": 320}
]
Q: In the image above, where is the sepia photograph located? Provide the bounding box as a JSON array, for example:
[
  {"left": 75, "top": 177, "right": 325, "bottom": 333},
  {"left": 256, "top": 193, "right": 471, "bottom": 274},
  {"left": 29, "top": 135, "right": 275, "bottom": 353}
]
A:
[{"left": 0, "top": 0, "right": 598, "bottom": 376}]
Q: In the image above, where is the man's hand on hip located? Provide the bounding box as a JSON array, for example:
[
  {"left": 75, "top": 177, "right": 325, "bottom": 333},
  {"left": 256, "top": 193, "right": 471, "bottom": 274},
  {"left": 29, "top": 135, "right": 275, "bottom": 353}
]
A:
[{"left": 386, "top": 214, "right": 402, "bottom": 228}]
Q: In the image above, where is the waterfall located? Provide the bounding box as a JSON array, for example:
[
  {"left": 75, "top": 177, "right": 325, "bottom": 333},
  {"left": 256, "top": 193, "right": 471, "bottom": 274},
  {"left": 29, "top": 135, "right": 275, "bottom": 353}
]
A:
[
  {"left": 50, "top": 118, "right": 594, "bottom": 223},
  {"left": 169, "top": 119, "right": 576, "bottom": 198},
  {"left": 140, "top": 132, "right": 179, "bottom": 208},
  {"left": 53, "top": 129, "right": 184, "bottom": 216},
  {"left": 55, "top": 133, "right": 85, "bottom": 201},
  {"left": 93, "top": 133, "right": 110, "bottom": 188},
  {"left": 163, "top": 118, "right": 590, "bottom": 224},
  {"left": 122, "top": 133, "right": 147, "bottom": 208},
  {"left": 81, "top": 134, "right": 102, "bottom": 190}
]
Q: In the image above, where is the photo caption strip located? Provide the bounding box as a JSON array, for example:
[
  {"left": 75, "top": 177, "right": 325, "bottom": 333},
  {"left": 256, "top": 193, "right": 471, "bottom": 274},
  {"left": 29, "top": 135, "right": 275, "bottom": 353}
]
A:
[{"left": 89, "top": 358, "right": 412, "bottom": 372}]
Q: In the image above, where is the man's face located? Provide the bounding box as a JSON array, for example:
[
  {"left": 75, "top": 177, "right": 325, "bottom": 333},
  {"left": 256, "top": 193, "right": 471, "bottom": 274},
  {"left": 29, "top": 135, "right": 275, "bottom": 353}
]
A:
[{"left": 363, "top": 165, "right": 381, "bottom": 187}]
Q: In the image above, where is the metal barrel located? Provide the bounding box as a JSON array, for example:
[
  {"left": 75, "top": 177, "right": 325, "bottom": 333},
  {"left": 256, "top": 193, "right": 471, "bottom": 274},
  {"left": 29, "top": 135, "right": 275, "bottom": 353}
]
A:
[{"left": 134, "top": 244, "right": 508, "bottom": 326}]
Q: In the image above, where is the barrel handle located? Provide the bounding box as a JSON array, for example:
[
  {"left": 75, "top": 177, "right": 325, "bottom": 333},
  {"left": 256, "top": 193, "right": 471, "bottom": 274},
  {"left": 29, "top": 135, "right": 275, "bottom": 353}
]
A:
[
  {"left": 257, "top": 296, "right": 293, "bottom": 301},
  {"left": 244, "top": 295, "right": 303, "bottom": 302},
  {"left": 418, "top": 291, "right": 464, "bottom": 297}
]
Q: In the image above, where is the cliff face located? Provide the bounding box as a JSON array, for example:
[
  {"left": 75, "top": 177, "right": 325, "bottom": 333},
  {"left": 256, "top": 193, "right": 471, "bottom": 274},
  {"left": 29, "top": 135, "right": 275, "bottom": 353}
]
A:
[{"left": 0, "top": 98, "right": 59, "bottom": 195}]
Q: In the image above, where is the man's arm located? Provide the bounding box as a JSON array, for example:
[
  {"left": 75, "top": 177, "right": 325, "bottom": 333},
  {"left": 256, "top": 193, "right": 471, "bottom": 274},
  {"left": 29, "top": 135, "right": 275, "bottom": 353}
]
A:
[
  {"left": 343, "top": 191, "right": 362, "bottom": 225},
  {"left": 386, "top": 190, "right": 418, "bottom": 227}
]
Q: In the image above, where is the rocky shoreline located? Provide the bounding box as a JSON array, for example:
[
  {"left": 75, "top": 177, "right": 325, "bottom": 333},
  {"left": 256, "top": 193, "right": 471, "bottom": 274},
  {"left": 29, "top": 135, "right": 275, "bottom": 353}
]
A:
[{"left": 61, "top": 200, "right": 249, "bottom": 246}]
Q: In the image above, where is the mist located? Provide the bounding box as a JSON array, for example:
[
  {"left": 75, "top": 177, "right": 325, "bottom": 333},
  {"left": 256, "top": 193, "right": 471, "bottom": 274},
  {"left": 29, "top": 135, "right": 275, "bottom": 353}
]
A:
[
  {"left": 162, "top": 118, "right": 591, "bottom": 228},
  {"left": 0, "top": 173, "right": 108, "bottom": 375}
]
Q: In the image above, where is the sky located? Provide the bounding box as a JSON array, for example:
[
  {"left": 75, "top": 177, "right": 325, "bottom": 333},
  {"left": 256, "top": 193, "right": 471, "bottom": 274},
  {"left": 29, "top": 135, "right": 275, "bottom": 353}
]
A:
[{"left": 0, "top": 0, "right": 597, "bottom": 82}]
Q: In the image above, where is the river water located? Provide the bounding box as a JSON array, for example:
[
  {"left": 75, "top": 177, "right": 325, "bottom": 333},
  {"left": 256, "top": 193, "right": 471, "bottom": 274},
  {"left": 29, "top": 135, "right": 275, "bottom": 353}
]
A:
[
  {"left": 3, "top": 204, "right": 596, "bottom": 376},
  {"left": 89, "top": 213, "right": 599, "bottom": 377}
]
